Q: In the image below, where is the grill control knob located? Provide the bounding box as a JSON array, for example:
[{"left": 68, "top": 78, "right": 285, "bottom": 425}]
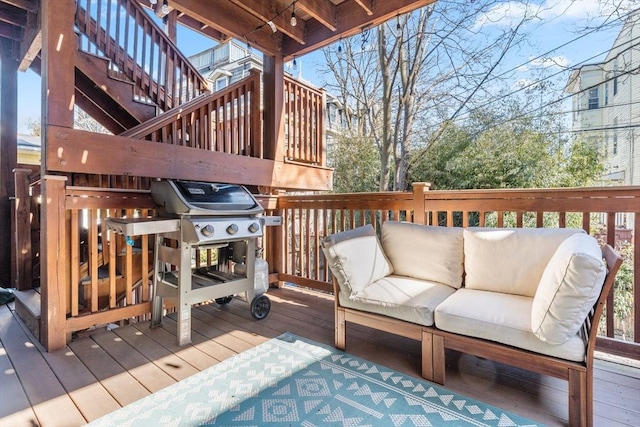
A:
[
  {"left": 248, "top": 222, "right": 260, "bottom": 233},
  {"left": 226, "top": 224, "right": 239, "bottom": 235},
  {"left": 201, "top": 224, "right": 214, "bottom": 237}
]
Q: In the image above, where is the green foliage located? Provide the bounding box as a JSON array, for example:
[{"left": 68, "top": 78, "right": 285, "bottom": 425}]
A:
[
  {"left": 329, "top": 134, "right": 381, "bottom": 193},
  {"left": 613, "top": 243, "right": 634, "bottom": 321},
  {"left": 408, "top": 108, "right": 603, "bottom": 190}
]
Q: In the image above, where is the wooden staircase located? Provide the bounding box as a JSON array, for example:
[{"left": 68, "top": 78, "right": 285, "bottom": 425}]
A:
[
  {"left": 31, "top": 0, "right": 210, "bottom": 134},
  {"left": 74, "top": 50, "right": 157, "bottom": 133}
]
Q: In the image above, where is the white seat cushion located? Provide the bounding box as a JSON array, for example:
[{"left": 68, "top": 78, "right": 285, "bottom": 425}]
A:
[
  {"left": 381, "top": 221, "right": 464, "bottom": 289},
  {"left": 464, "top": 228, "right": 584, "bottom": 297},
  {"left": 341, "top": 275, "right": 457, "bottom": 327},
  {"left": 434, "top": 289, "right": 586, "bottom": 362},
  {"left": 532, "top": 233, "right": 606, "bottom": 345},
  {"left": 321, "top": 225, "right": 393, "bottom": 298}
]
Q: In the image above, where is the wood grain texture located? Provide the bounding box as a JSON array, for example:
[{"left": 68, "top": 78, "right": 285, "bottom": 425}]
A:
[{"left": 2, "top": 286, "right": 638, "bottom": 426}]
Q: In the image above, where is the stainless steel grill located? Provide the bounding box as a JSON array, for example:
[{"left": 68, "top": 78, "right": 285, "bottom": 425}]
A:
[{"left": 106, "top": 180, "right": 273, "bottom": 346}]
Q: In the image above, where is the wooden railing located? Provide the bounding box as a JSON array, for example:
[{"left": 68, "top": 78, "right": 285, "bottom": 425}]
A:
[
  {"left": 75, "top": 0, "right": 208, "bottom": 111},
  {"left": 275, "top": 184, "right": 640, "bottom": 360},
  {"left": 26, "top": 178, "right": 637, "bottom": 359},
  {"left": 284, "top": 75, "right": 325, "bottom": 165},
  {"left": 121, "top": 69, "right": 262, "bottom": 157}
]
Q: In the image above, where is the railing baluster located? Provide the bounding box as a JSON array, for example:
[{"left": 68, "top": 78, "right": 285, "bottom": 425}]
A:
[
  {"left": 108, "top": 209, "right": 117, "bottom": 308},
  {"left": 89, "top": 209, "right": 99, "bottom": 312}
]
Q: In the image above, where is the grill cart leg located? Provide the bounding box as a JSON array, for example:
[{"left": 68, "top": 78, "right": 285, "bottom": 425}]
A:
[
  {"left": 151, "top": 234, "right": 163, "bottom": 328},
  {"left": 176, "top": 240, "right": 193, "bottom": 346}
]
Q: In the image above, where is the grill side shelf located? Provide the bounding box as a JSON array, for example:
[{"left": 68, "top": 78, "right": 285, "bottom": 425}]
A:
[{"left": 105, "top": 218, "right": 180, "bottom": 236}]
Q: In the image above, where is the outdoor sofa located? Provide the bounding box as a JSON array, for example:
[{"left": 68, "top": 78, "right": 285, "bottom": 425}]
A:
[{"left": 321, "top": 221, "right": 623, "bottom": 427}]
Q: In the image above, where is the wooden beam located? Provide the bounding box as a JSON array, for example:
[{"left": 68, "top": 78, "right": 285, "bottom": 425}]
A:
[
  {"left": 283, "top": 0, "right": 435, "bottom": 59},
  {"left": 11, "top": 168, "right": 33, "bottom": 290},
  {"left": 41, "top": 0, "right": 74, "bottom": 130},
  {"left": 166, "top": 9, "right": 177, "bottom": 42},
  {"left": 0, "top": 21, "right": 22, "bottom": 41},
  {"left": 40, "top": 175, "right": 68, "bottom": 351},
  {"left": 297, "top": 0, "right": 336, "bottom": 32},
  {"left": 229, "top": 0, "right": 306, "bottom": 45},
  {"left": 176, "top": 14, "right": 228, "bottom": 42},
  {"left": 45, "top": 126, "right": 333, "bottom": 191},
  {"left": 2, "top": 0, "right": 38, "bottom": 13},
  {"left": 18, "top": 9, "right": 40, "bottom": 71},
  {"left": 0, "top": 3, "right": 28, "bottom": 27},
  {"left": 40, "top": 0, "right": 75, "bottom": 351},
  {"left": 354, "top": 0, "right": 374, "bottom": 15},
  {"left": 170, "top": 0, "right": 281, "bottom": 56},
  {"left": 262, "top": 54, "right": 285, "bottom": 161},
  {"left": 0, "top": 38, "right": 18, "bottom": 284}
]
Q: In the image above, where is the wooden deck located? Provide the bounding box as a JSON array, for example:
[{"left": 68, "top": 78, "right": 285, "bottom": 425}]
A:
[{"left": 1, "top": 285, "right": 639, "bottom": 427}]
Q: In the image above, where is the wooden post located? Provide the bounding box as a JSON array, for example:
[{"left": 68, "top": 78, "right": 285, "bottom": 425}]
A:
[
  {"left": 319, "top": 89, "right": 327, "bottom": 166},
  {"left": 12, "top": 168, "right": 33, "bottom": 290},
  {"left": 262, "top": 54, "right": 285, "bottom": 161},
  {"left": 41, "top": 0, "right": 75, "bottom": 350},
  {"left": 250, "top": 69, "right": 263, "bottom": 158},
  {"left": 412, "top": 182, "right": 431, "bottom": 225},
  {"left": 0, "top": 39, "right": 18, "bottom": 285},
  {"left": 267, "top": 190, "right": 286, "bottom": 287},
  {"left": 166, "top": 10, "right": 178, "bottom": 42},
  {"left": 40, "top": 175, "right": 68, "bottom": 351}
]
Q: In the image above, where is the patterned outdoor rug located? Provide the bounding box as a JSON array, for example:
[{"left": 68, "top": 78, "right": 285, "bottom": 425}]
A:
[{"left": 88, "top": 332, "right": 543, "bottom": 426}]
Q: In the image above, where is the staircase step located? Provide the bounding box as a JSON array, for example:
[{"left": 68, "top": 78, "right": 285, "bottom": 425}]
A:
[
  {"left": 13, "top": 289, "right": 41, "bottom": 341},
  {"left": 75, "top": 50, "right": 157, "bottom": 130}
]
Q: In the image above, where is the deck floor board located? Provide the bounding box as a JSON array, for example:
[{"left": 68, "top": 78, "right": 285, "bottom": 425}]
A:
[
  {"left": 0, "top": 305, "right": 86, "bottom": 427},
  {"left": 1, "top": 286, "right": 639, "bottom": 427}
]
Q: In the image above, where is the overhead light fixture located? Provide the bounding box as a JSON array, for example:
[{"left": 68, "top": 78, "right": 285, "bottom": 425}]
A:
[
  {"left": 149, "top": 0, "right": 157, "bottom": 4},
  {"left": 266, "top": 20, "right": 277, "bottom": 33},
  {"left": 291, "top": 2, "right": 297, "bottom": 26},
  {"left": 161, "top": 0, "right": 169, "bottom": 15}
]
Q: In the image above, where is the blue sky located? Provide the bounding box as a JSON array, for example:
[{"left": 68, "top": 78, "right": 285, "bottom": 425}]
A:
[{"left": 15, "top": 0, "right": 630, "bottom": 133}]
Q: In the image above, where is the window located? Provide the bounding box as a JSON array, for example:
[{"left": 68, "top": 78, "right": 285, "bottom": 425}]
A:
[
  {"left": 587, "top": 88, "right": 599, "bottom": 109},
  {"left": 604, "top": 82, "right": 609, "bottom": 106},
  {"left": 215, "top": 77, "right": 228, "bottom": 91}
]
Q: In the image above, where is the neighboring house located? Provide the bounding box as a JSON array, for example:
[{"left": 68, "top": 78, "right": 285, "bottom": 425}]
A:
[
  {"left": 189, "top": 41, "right": 263, "bottom": 91},
  {"left": 565, "top": 12, "right": 639, "bottom": 230},
  {"left": 17, "top": 134, "right": 41, "bottom": 165},
  {"left": 189, "top": 41, "right": 353, "bottom": 154},
  {"left": 566, "top": 12, "right": 639, "bottom": 188}
]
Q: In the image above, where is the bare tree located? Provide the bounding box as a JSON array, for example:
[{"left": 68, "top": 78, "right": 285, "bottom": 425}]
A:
[{"left": 322, "top": 1, "right": 537, "bottom": 190}]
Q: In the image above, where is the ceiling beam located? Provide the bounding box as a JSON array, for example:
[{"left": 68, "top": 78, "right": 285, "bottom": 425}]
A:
[
  {"left": 0, "top": 20, "right": 22, "bottom": 41},
  {"left": 353, "top": 0, "right": 373, "bottom": 15},
  {"left": 297, "top": 0, "right": 336, "bottom": 32},
  {"left": 230, "top": 0, "right": 306, "bottom": 45},
  {"left": 0, "top": 3, "right": 28, "bottom": 27},
  {"left": 171, "top": 0, "right": 282, "bottom": 56},
  {"left": 18, "top": 10, "right": 40, "bottom": 71},
  {"left": 177, "top": 14, "right": 229, "bottom": 42},
  {"left": 2, "top": 0, "right": 37, "bottom": 13},
  {"left": 283, "top": 0, "right": 435, "bottom": 59}
]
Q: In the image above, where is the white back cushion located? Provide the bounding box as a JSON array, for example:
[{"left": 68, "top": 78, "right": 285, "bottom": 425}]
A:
[
  {"left": 321, "top": 225, "right": 393, "bottom": 297},
  {"left": 464, "top": 227, "right": 583, "bottom": 297},
  {"left": 532, "top": 233, "right": 606, "bottom": 345},
  {"left": 381, "top": 221, "right": 464, "bottom": 289}
]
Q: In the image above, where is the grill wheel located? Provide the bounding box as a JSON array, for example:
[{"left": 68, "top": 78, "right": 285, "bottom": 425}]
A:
[
  {"left": 251, "top": 295, "right": 271, "bottom": 320},
  {"left": 215, "top": 296, "right": 233, "bottom": 305}
]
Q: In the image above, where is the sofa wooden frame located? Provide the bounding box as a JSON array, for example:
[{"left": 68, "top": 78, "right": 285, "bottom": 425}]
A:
[{"left": 333, "top": 244, "right": 623, "bottom": 427}]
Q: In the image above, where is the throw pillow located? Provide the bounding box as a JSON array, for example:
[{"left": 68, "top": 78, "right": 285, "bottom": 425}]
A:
[
  {"left": 531, "top": 233, "right": 606, "bottom": 345},
  {"left": 321, "top": 224, "right": 393, "bottom": 298}
]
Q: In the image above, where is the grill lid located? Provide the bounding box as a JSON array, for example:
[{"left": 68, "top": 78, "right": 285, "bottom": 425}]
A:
[{"left": 151, "top": 180, "right": 263, "bottom": 216}]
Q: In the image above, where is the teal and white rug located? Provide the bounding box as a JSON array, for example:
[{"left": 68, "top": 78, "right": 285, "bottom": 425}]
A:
[{"left": 88, "top": 332, "right": 543, "bottom": 426}]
